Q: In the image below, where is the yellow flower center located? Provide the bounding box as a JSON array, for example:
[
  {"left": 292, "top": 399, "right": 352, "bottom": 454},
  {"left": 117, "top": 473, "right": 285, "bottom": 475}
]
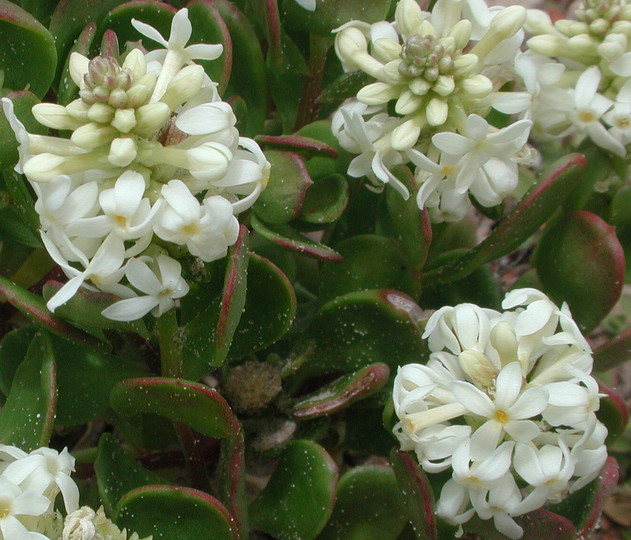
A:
[{"left": 494, "top": 410, "right": 509, "bottom": 423}]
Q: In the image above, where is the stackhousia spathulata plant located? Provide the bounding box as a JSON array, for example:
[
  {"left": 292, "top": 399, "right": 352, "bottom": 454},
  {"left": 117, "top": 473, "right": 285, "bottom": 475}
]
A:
[{"left": 0, "top": 0, "right": 628, "bottom": 539}]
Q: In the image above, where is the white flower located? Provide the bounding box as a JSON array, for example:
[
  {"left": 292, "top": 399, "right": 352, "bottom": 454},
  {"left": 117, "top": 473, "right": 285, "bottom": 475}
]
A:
[
  {"left": 451, "top": 362, "right": 549, "bottom": 459},
  {"left": 154, "top": 180, "right": 239, "bottom": 262},
  {"left": 0, "top": 477, "right": 50, "bottom": 540},
  {"left": 469, "top": 475, "right": 524, "bottom": 539},
  {"left": 2, "top": 448, "right": 78, "bottom": 514},
  {"left": 101, "top": 254, "right": 189, "bottom": 321}
]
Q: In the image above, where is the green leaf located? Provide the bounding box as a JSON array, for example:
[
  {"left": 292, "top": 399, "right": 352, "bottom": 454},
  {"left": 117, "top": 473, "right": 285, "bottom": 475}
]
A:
[
  {"left": 382, "top": 167, "right": 432, "bottom": 269},
  {"left": 596, "top": 380, "right": 629, "bottom": 445},
  {"left": 110, "top": 377, "right": 239, "bottom": 439},
  {"left": 294, "top": 289, "right": 426, "bottom": 377},
  {"left": 255, "top": 134, "right": 339, "bottom": 159},
  {"left": 593, "top": 326, "right": 631, "bottom": 370},
  {"left": 0, "top": 326, "right": 36, "bottom": 396},
  {"left": 0, "top": 205, "right": 40, "bottom": 247},
  {"left": 115, "top": 485, "right": 236, "bottom": 540},
  {"left": 252, "top": 214, "right": 342, "bottom": 261},
  {"left": 95, "top": 433, "right": 166, "bottom": 515},
  {"left": 218, "top": 432, "right": 248, "bottom": 540},
  {"left": 610, "top": 184, "right": 631, "bottom": 228},
  {"left": 214, "top": 0, "right": 266, "bottom": 135},
  {"left": 317, "top": 465, "right": 408, "bottom": 540},
  {"left": 51, "top": 335, "right": 150, "bottom": 426},
  {"left": 291, "top": 363, "right": 390, "bottom": 419},
  {"left": 254, "top": 150, "right": 312, "bottom": 224},
  {"left": 250, "top": 440, "right": 338, "bottom": 540},
  {"left": 423, "top": 154, "right": 587, "bottom": 286},
  {"left": 390, "top": 450, "right": 437, "bottom": 540},
  {"left": 281, "top": 0, "right": 392, "bottom": 36},
  {"left": 320, "top": 234, "right": 420, "bottom": 301},
  {"left": 0, "top": 331, "right": 56, "bottom": 450},
  {"left": 535, "top": 210, "right": 624, "bottom": 332},
  {"left": 299, "top": 173, "right": 349, "bottom": 225},
  {"left": 2, "top": 168, "right": 40, "bottom": 232},
  {"left": 0, "top": 274, "right": 109, "bottom": 352},
  {"left": 0, "top": 0, "right": 56, "bottom": 97},
  {"left": 215, "top": 225, "right": 249, "bottom": 365},
  {"left": 228, "top": 253, "right": 296, "bottom": 358}
]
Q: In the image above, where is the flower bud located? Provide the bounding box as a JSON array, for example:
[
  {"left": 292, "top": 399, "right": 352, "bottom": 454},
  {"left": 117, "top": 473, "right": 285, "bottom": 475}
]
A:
[
  {"left": 458, "top": 350, "right": 497, "bottom": 387},
  {"left": 65, "top": 99, "right": 90, "bottom": 121},
  {"left": 134, "top": 102, "right": 171, "bottom": 137},
  {"left": 448, "top": 19, "right": 472, "bottom": 51},
  {"left": 453, "top": 54, "right": 478, "bottom": 77},
  {"left": 526, "top": 34, "right": 567, "bottom": 57},
  {"left": 108, "top": 137, "right": 137, "bottom": 167},
  {"left": 122, "top": 48, "right": 147, "bottom": 79},
  {"left": 490, "top": 321, "right": 520, "bottom": 368},
  {"left": 434, "top": 75, "right": 455, "bottom": 96},
  {"left": 159, "top": 64, "right": 204, "bottom": 111},
  {"left": 471, "top": 6, "right": 526, "bottom": 62},
  {"left": 461, "top": 74, "right": 493, "bottom": 98},
  {"left": 357, "top": 82, "right": 399, "bottom": 105},
  {"left": 395, "top": 90, "right": 422, "bottom": 115},
  {"left": 426, "top": 97, "right": 448, "bottom": 126},
  {"left": 395, "top": 0, "right": 424, "bottom": 39},
  {"left": 335, "top": 27, "right": 368, "bottom": 65},
  {"left": 71, "top": 123, "right": 118, "bottom": 149},
  {"left": 111, "top": 108, "right": 137, "bottom": 133},
  {"left": 524, "top": 8, "right": 556, "bottom": 35},
  {"left": 32, "top": 103, "right": 82, "bottom": 130},
  {"left": 87, "top": 103, "right": 114, "bottom": 124},
  {"left": 69, "top": 52, "right": 89, "bottom": 88},
  {"left": 391, "top": 116, "right": 422, "bottom": 150}
]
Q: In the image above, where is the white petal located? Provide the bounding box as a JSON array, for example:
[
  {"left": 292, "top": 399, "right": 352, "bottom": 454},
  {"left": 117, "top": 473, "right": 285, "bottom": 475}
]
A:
[
  {"left": 451, "top": 381, "right": 495, "bottom": 417},
  {"left": 101, "top": 296, "right": 160, "bottom": 321}
]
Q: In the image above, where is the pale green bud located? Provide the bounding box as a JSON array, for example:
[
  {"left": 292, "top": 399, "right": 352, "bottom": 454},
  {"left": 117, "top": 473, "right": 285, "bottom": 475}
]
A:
[
  {"left": 87, "top": 103, "right": 114, "bottom": 124},
  {"left": 335, "top": 27, "right": 368, "bottom": 65},
  {"left": 24, "top": 150, "right": 108, "bottom": 182},
  {"left": 526, "top": 34, "right": 567, "bottom": 56},
  {"left": 65, "top": 99, "right": 90, "bottom": 121},
  {"left": 524, "top": 8, "right": 557, "bottom": 35},
  {"left": 426, "top": 97, "right": 448, "bottom": 126},
  {"left": 134, "top": 102, "right": 171, "bottom": 137},
  {"left": 71, "top": 122, "right": 118, "bottom": 149},
  {"left": 567, "top": 33, "right": 599, "bottom": 55},
  {"left": 122, "top": 48, "right": 147, "bottom": 79},
  {"left": 433, "top": 75, "right": 455, "bottom": 96},
  {"left": 159, "top": 65, "right": 204, "bottom": 111},
  {"left": 612, "top": 20, "right": 631, "bottom": 38},
  {"left": 382, "top": 60, "right": 405, "bottom": 84},
  {"left": 108, "top": 137, "right": 137, "bottom": 167},
  {"left": 69, "top": 52, "right": 89, "bottom": 88},
  {"left": 357, "top": 82, "right": 399, "bottom": 105},
  {"left": 391, "top": 116, "right": 423, "bottom": 150},
  {"left": 408, "top": 78, "right": 432, "bottom": 95},
  {"left": 453, "top": 54, "right": 478, "bottom": 77},
  {"left": 448, "top": 19, "right": 473, "bottom": 51},
  {"left": 395, "top": 89, "right": 423, "bottom": 115},
  {"left": 461, "top": 74, "right": 493, "bottom": 98},
  {"left": 32, "top": 103, "right": 82, "bottom": 130},
  {"left": 373, "top": 38, "right": 401, "bottom": 64},
  {"left": 471, "top": 6, "right": 526, "bottom": 62},
  {"left": 395, "top": 0, "right": 424, "bottom": 39},
  {"left": 111, "top": 108, "right": 137, "bottom": 133},
  {"left": 108, "top": 88, "right": 128, "bottom": 108},
  {"left": 458, "top": 350, "right": 497, "bottom": 388},
  {"left": 490, "top": 321, "right": 520, "bottom": 368}
]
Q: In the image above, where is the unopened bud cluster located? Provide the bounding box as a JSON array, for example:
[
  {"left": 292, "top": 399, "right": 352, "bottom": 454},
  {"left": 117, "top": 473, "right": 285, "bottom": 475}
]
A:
[
  {"left": 332, "top": 0, "right": 533, "bottom": 222},
  {"left": 2, "top": 8, "right": 270, "bottom": 321},
  {"left": 393, "top": 289, "right": 608, "bottom": 539}
]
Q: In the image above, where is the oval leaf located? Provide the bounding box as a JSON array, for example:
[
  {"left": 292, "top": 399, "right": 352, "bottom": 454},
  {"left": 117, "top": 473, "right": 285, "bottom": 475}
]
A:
[
  {"left": 294, "top": 290, "right": 426, "bottom": 377},
  {"left": 249, "top": 440, "right": 338, "bottom": 540},
  {"left": 95, "top": 433, "right": 166, "bottom": 515},
  {"left": 299, "top": 173, "right": 349, "bottom": 225},
  {"left": 320, "top": 234, "right": 420, "bottom": 301},
  {"left": 0, "top": 0, "right": 57, "bottom": 97},
  {"left": 317, "top": 465, "right": 408, "bottom": 540},
  {"left": 535, "top": 210, "right": 624, "bottom": 332},
  {"left": 390, "top": 450, "right": 437, "bottom": 540},
  {"left": 254, "top": 150, "right": 312, "bottom": 224},
  {"left": 116, "top": 485, "right": 236, "bottom": 540},
  {"left": 110, "top": 377, "right": 239, "bottom": 439},
  {"left": 593, "top": 326, "right": 631, "bottom": 371},
  {"left": 0, "top": 331, "right": 56, "bottom": 450}
]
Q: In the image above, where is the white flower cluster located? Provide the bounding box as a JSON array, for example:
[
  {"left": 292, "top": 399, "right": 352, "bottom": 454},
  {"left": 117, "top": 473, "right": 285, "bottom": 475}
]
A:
[
  {"left": 522, "top": 0, "right": 631, "bottom": 156},
  {"left": 62, "top": 506, "right": 151, "bottom": 540},
  {"left": 1, "top": 8, "right": 269, "bottom": 321},
  {"left": 332, "top": 0, "right": 533, "bottom": 222},
  {"left": 0, "top": 445, "right": 76, "bottom": 539},
  {"left": 393, "top": 289, "right": 608, "bottom": 539}
]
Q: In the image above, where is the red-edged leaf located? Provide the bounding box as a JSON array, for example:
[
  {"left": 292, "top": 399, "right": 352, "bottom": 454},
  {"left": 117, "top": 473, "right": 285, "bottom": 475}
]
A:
[
  {"left": 535, "top": 210, "right": 625, "bottom": 332},
  {"left": 577, "top": 457, "right": 620, "bottom": 537},
  {"left": 596, "top": 379, "right": 629, "bottom": 444},
  {"left": 390, "top": 450, "right": 437, "bottom": 540},
  {"left": 219, "top": 432, "right": 247, "bottom": 540},
  {"left": 255, "top": 134, "right": 338, "bottom": 159},
  {"left": 291, "top": 363, "right": 390, "bottom": 419},
  {"left": 593, "top": 326, "right": 631, "bottom": 370}
]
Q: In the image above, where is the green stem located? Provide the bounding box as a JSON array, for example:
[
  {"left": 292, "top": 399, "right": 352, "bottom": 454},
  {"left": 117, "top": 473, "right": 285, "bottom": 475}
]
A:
[
  {"left": 294, "top": 34, "right": 330, "bottom": 131},
  {"left": 156, "top": 308, "right": 211, "bottom": 492}
]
